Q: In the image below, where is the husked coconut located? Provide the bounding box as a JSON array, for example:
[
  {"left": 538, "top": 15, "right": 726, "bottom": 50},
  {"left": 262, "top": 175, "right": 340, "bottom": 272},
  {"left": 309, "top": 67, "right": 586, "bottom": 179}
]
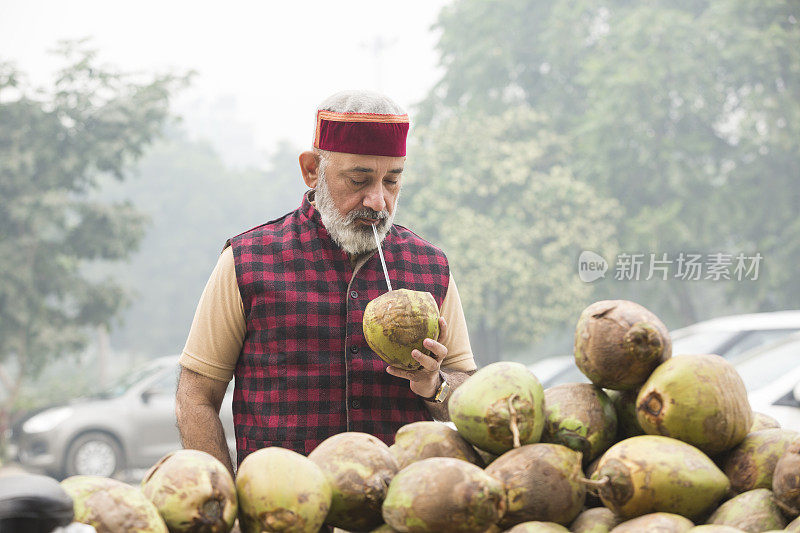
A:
[
  {"left": 636, "top": 354, "right": 752, "bottom": 455},
  {"left": 61, "top": 475, "right": 167, "bottom": 533},
  {"left": 706, "top": 488, "right": 786, "bottom": 532},
  {"left": 363, "top": 289, "right": 439, "bottom": 370},
  {"left": 382, "top": 457, "right": 506, "bottom": 533},
  {"left": 141, "top": 449, "right": 237, "bottom": 532},
  {"left": 236, "top": 447, "right": 331, "bottom": 533},
  {"left": 308, "top": 432, "right": 398, "bottom": 531},
  {"left": 449, "top": 362, "right": 545, "bottom": 455},
  {"left": 485, "top": 443, "right": 584, "bottom": 527},
  {"left": 541, "top": 383, "right": 617, "bottom": 464},
  {"left": 574, "top": 300, "right": 671, "bottom": 390},
  {"left": 590, "top": 435, "right": 729, "bottom": 520},
  {"left": 391, "top": 421, "right": 483, "bottom": 469}
]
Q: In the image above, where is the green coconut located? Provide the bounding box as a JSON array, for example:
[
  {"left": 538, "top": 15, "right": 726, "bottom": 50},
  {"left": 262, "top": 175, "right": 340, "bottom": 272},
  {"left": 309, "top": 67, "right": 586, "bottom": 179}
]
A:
[
  {"left": 750, "top": 412, "right": 781, "bottom": 432},
  {"left": 591, "top": 435, "right": 729, "bottom": 520},
  {"left": 391, "top": 421, "right": 484, "bottom": 469},
  {"left": 61, "top": 475, "right": 167, "bottom": 533},
  {"left": 706, "top": 489, "right": 786, "bottom": 532},
  {"left": 382, "top": 457, "right": 506, "bottom": 533},
  {"left": 541, "top": 383, "right": 617, "bottom": 464},
  {"left": 609, "top": 512, "right": 694, "bottom": 532},
  {"left": 574, "top": 300, "right": 671, "bottom": 390},
  {"left": 772, "top": 439, "right": 800, "bottom": 518},
  {"left": 363, "top": 288, "right": 439, "bottom": 370},
  {"left": 485, "top": 443, "right": 584, "bottom": 527},
  {"left": 721, "top": 428, "right": 800, "bottom": 494},
  {"left": 636, "top": 354, "right": 752, "bottom": 455},
  {"left": 141, "top": 449, "right": 237, "bottom": 533},
  {"left": 607, "top": 388, "right": 645, "bottom": 440},
  {"left": 308, "top": 432, "right": 398, "bottom": 531},
  {"left": 449, "top": 361, "right": 545, "bottom": 455},
  {"left": 370, "top": 525, "right": 399, "bottom": 532},
  {"left": 504, "top": 522, "right": 570, "bottom": 533},
  {"left": 236, "top": 447, "right": 331, "bottom": 533},
  {"left": 569, "top": 507, "right": 623, "bottom": 533}
]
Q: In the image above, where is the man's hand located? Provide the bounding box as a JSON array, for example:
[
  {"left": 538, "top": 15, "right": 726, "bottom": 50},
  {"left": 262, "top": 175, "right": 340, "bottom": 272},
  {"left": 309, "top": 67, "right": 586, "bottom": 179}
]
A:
[{"left": 386, "top": 316, "right": 448, "bottom": 398}]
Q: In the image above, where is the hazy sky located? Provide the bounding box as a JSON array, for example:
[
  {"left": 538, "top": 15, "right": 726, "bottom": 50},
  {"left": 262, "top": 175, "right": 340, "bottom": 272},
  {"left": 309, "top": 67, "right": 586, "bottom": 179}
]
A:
[{"left": 1, "top": 0, "right": 450, "bottom": 159}]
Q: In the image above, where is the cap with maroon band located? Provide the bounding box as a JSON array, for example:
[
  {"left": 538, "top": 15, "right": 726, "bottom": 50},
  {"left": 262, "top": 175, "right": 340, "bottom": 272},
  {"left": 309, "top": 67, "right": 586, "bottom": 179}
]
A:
[{"left": 314, "top": 110, "right": 410, "bottom": 157}]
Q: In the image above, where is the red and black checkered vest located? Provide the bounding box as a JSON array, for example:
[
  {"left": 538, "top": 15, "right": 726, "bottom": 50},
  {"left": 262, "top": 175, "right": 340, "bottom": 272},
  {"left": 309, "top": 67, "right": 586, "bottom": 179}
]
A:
[{"left": 228, "top": 194, "right": 450, "bottom": 463}]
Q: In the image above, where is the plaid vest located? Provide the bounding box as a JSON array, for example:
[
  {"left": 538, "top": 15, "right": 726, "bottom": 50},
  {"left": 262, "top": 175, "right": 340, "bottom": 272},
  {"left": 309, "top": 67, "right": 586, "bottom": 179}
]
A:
[{"left": 228, "top": 194, "right": 450, "bottom": 463}]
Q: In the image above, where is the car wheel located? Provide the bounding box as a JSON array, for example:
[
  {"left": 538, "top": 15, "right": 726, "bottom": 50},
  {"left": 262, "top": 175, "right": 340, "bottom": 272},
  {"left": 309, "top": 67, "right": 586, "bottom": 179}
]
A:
[{"left": 64, "top": 431, "right": 125, "bottom": 478}]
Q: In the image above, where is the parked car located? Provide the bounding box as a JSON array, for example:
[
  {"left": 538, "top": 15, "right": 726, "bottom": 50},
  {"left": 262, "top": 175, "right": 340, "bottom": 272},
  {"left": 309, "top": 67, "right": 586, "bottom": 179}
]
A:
[
  {"left": 533, "top": 310, "right": 800, "bottom": 388},
  {"left": 9, "top": 355, "right": 235, "bottom": 479},
  {"left": 670, "top": 310, "right": 800, "bottom": 361},
  {"left": 732, "top": 333, "right": 800, "bottom": 432}
]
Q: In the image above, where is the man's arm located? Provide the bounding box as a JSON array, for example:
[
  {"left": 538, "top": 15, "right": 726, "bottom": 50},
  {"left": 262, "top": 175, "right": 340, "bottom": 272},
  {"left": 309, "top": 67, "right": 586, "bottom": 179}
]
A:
[
  {"left": 175, "top": 366, "right": 235, "bottom": 477},
  {"left": 423, "top": 368, "right": 477, "bottom": 421}
]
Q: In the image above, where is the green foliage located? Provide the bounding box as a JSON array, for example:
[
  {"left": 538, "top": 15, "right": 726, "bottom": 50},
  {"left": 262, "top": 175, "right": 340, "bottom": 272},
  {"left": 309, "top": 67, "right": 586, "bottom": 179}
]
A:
[
  {"left": 401, "top": 108, "right": 619, "bottom": 361},
  {"left": 418, "top": 0, "right": 800, "bottom": 332},
  {"left": 0, "top": 43, "right": 189, "bottom": 417},
  {"left": 102, "top": 134, "right": 306, "bottom": 356}
]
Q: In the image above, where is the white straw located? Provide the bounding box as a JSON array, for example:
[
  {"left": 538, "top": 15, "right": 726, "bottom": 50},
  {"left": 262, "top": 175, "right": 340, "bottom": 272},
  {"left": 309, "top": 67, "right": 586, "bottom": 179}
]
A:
[{"left": 372, "top": 224, "right": 392, "bottom": 291}]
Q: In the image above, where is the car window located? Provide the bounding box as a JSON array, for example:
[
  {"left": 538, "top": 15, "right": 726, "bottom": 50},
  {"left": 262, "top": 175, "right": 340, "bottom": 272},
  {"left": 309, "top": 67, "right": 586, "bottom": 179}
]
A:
[
  {"left": 735, "top": 341, "right": 800, "bottom": 391},
  {"left": 97, "top": 363, "right": 170, "bottom": 399},
  {"left": 670, "top": 331, "right": 738, "bottom": 356},
  {"left": 724, "top": 329, "right": 800, "bottom": 362},
  {"left": 148, "top": 367, "right": 179, "bottom": 395}
]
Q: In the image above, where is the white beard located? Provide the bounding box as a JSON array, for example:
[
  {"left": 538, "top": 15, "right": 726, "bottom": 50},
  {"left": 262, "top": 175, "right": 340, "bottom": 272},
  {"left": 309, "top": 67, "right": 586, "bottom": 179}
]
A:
[{"left": 314, "top": 168, "right": 398, "bottom": 256}]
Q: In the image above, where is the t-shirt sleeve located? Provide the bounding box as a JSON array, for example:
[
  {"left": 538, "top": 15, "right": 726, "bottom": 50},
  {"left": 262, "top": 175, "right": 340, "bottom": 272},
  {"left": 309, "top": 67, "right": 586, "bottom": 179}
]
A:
[
  {"left": 440, "top": 274, "right": 478, "bottom": 372},
  {"left": 179, "top": 246, "right": 246, "bottom": 382}
]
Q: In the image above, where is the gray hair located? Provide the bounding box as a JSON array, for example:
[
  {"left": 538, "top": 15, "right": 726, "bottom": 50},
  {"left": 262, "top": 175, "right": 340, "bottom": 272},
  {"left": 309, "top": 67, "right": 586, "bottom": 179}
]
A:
[
  {"left": 317, "top": 89, "right": 406, "bottom": 115},
  {"left": 313, "top": 90, "right": 406, "bottom": 151}
]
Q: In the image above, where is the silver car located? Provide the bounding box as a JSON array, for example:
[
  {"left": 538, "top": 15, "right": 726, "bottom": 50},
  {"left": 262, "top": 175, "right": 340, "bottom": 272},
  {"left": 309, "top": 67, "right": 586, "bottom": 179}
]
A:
[{"left": 10, "top": 355, "right": 235, "bottom": 479}]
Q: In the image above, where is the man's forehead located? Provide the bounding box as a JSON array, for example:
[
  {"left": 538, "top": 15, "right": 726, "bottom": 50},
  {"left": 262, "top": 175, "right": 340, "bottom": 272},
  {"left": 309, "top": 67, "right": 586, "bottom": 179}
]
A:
[{"left": 328, "top": 152, "right": 406, "bottom": 171}]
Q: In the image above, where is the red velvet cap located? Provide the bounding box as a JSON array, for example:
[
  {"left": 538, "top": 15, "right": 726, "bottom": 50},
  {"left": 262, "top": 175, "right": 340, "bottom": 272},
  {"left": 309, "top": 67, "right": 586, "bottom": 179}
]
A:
[{"left": 314, "top": 110, "right": 409, "bottom": 157}]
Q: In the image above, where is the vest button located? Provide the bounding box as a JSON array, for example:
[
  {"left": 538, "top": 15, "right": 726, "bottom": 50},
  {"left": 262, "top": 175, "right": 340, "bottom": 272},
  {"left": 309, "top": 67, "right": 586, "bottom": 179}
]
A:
[
  {"left": 350, "top": 345, "right": 359, "bottom": 354},
  {"left": 350, "top": 398, "right": 361, "bottom": 410},
  {"left": 350, "top": 290, "right": 359, "bottom": 299}
]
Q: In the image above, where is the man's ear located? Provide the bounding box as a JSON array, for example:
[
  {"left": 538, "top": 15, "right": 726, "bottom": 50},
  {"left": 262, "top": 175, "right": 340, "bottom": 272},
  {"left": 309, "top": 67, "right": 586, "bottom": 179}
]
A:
[{"left": 299, "top": 151, "right": 320, "bottom": 188}]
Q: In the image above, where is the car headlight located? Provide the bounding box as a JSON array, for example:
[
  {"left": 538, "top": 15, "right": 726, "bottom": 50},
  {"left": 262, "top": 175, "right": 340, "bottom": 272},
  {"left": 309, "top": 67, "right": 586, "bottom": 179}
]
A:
[{"left": 22, "top": 407, "right": 73, "bottom": 434}]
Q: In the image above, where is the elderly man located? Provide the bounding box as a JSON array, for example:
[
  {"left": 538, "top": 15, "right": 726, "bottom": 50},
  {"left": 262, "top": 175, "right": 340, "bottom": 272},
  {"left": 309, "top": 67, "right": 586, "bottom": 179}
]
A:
[{"left": 176, "top": 90, "right": 477, "bottom": 475}]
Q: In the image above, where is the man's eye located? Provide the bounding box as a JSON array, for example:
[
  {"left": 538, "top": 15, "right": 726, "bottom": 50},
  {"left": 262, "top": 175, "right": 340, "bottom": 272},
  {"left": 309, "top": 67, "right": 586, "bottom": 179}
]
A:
[
  {"left": 351, "top": 179, "right": 366, "bottom": 186},
  {"left": 384, "top": 180, "right": 399, "bottom": 185}
]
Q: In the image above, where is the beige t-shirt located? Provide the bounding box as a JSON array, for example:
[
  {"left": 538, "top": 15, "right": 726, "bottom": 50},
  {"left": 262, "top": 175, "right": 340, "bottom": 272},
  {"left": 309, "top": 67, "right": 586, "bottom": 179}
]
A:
[{"left": 180, "top": 246, "right": 477, "bottom": 382}]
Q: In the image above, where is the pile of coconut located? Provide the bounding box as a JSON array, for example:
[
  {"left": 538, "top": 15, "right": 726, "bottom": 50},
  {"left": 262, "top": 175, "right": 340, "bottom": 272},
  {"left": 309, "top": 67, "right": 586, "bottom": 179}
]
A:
[{"left": 60, "top": 294, "right": 800, "bottom": 533}]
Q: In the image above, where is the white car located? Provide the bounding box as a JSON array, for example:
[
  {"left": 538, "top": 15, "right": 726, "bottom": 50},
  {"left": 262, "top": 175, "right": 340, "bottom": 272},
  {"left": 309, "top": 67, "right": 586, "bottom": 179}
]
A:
[
  {"left": 732, "top": 333, "right": 800, "bottom": 432},
  {"left": 670, "top": 310, "right": 800, "bottom": 361}
]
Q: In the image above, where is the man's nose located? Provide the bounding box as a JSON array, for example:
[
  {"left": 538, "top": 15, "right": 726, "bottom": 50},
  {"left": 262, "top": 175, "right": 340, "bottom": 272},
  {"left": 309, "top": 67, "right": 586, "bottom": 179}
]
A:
[{"left": 363, "top": 183, "right": 387, "bottom": 212}]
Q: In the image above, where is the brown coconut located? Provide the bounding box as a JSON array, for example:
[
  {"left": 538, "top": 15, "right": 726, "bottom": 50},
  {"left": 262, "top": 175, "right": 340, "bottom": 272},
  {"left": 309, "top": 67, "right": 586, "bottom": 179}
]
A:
[
  {"left": 308, "top": 432, "right": 398, "bottom": 531},
  {"left": 382, "top": 457, "right": 506, "bottom": 533},
  {"left": 391, "top": 421, "right": 483, "bottom": 469},
  {"left": 706, "top": 488, "right": 786, "bottom": 532},
  {"left": 721, "top": 429, "right": 799, "bottom": 494},
  {"left": 570, "top": 507, "right": 623, "bottom": 533},
  {"left": 485, "top": 443, "right": 585, "bottom": 527},
  {"left": 773, "top": 439, "right": 800, "bottom": 518},
  {"left": 574, "top": 300, "right": 671, "bottom": 390}
]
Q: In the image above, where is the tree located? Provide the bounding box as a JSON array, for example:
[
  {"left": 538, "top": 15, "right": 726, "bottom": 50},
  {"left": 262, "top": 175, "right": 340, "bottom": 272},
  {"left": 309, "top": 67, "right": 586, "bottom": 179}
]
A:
[
  {"left": 0, "top": 42, "right": 189, "bottom": 441},
  {"left": 400, "top": 108, "right": 619, "bottom": 362},
  {"left": 418, "top": 0, "right": 800, "bottom": 328}
]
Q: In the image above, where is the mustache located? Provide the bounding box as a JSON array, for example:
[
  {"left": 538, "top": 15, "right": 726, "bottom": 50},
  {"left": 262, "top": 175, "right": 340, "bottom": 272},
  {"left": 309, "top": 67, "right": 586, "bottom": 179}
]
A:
[{"left": 345, "top": 208, "right": 389, "bottom": 223}]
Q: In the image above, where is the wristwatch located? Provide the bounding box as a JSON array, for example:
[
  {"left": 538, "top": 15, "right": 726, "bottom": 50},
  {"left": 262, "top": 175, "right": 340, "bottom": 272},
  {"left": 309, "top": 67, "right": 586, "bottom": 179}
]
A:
[{"left": 424, "top": 370, "right": 451, "bottom": 403}]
